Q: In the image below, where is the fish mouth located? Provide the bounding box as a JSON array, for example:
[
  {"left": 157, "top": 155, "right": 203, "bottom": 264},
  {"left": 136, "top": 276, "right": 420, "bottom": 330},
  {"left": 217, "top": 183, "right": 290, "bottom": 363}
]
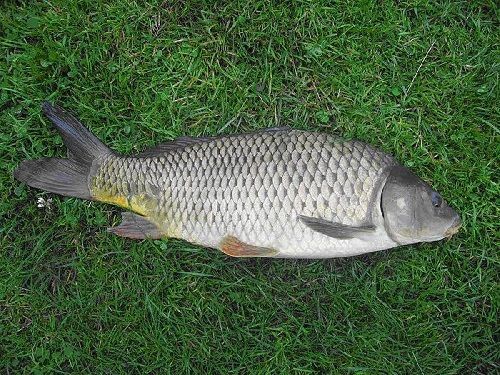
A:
[{"left": 444, "top": 216, "right": 461, "bottom": 238}]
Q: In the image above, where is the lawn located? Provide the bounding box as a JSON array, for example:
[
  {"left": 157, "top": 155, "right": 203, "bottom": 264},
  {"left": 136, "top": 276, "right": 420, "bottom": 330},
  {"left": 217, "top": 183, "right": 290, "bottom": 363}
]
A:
[{"left": 0, "top": 0, "right": 498, "bottom": 373}]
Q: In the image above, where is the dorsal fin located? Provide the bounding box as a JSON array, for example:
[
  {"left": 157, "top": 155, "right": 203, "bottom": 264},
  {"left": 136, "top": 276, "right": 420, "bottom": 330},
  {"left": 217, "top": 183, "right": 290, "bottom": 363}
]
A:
[
  {"left": 136, "top": 136, "right": 209, "bottom": 157},
  {"left": 135, "top": 127, "right": 291, "bottom": 157}
]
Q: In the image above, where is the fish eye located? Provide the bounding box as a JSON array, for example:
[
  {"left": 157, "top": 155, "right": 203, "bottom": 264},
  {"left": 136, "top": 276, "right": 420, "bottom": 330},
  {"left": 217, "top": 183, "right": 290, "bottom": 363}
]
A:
[{"left": 431, "top": 191, "right": 442, "bottom": 208}]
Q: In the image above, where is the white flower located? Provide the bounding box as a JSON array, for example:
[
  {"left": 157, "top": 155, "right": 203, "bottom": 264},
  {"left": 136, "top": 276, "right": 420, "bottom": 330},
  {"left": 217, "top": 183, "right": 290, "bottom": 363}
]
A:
[{"left": 36, "top": 197, "right": 53, "bottom": 209}]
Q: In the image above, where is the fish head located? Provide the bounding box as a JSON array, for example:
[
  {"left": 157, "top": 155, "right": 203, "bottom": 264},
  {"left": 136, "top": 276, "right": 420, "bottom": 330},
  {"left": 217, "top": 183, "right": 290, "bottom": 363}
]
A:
[{"left": 381, "top": 165, "right": 461, "bottom": 245}]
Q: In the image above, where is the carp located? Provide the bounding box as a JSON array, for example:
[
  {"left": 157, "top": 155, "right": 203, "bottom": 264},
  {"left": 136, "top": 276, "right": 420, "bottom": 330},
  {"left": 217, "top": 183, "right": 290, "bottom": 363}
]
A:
[{"left": 14, "top": 103, "right": 461, "bottom": 258}]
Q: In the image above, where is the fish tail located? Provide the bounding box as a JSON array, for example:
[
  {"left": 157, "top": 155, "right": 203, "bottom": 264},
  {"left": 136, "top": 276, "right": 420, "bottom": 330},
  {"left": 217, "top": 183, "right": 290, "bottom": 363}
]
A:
[{"left": 14, "top": 102, "right": 112, "bottom": 199}]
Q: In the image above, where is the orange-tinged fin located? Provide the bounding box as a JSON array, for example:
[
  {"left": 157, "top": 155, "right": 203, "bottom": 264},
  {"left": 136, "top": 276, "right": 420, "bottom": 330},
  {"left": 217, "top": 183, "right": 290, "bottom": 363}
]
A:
[
  {"left": 219, "top": 236, "right": 278, "bottom": 258},
  {"left": 108, "top": 212, "right": 162, "bottom": 239}
]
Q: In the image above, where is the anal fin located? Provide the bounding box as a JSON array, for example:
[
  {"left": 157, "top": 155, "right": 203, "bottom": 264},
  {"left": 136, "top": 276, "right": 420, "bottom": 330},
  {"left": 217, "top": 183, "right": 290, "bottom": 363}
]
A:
[
  {"left": 220, "top": 236, "right": 278, "bottom": 258},
  {"left": 108, "top": 212, "right": 163, "bottom": 239}
]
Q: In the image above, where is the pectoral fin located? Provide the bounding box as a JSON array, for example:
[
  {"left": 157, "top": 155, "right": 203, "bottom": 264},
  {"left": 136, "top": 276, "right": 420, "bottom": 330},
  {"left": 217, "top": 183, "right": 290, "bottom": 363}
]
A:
[
  {"left": 220, "top": 236, "right": 278, "bottom": 257},
  {"left": 299, "top": 215, "right": 375, "bottom": 240},
  {"left": 108, "top": 212, "right": 163, "bottom": 239}
]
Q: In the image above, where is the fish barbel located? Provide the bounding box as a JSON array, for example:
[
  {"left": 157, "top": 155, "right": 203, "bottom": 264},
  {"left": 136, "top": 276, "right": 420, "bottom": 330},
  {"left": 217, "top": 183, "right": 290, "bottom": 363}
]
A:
[{"left": 14, "top": 103, "right": 460, "bottom": 258}]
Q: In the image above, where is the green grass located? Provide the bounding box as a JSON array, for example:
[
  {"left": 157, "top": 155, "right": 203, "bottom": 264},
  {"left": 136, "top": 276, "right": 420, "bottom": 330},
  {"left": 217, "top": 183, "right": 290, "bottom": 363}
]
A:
[{"left": 1, "top": 0, "right": 498, "bottom": 373}]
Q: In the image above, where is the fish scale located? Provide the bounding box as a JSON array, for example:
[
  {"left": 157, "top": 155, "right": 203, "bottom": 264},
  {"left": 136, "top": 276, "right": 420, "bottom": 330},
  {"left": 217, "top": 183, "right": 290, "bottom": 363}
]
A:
[{"left": 89, "top": 129, "right": 397, "bottom": 258}]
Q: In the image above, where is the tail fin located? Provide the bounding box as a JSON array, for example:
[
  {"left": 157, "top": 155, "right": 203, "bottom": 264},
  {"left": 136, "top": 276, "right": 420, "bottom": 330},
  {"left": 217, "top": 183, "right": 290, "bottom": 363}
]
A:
[{"left": 14, "top": 102, "right": 112, "bottom": 199}]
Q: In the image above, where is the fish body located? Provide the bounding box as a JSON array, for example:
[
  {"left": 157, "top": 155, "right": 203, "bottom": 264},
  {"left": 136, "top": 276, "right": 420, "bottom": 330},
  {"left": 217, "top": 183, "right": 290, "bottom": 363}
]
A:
[
  {"left": 92, "top": 130, "right": 396, "bottom": 258},
  {"left": 14, "top": 103, "right": 461, "bottom": 258}
]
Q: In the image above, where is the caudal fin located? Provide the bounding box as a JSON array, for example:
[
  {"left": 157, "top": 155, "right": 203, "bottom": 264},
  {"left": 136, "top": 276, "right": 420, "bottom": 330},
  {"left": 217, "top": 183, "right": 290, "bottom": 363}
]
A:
[{"left": 14, "top": 102, "right": 112, "bottom": 199}]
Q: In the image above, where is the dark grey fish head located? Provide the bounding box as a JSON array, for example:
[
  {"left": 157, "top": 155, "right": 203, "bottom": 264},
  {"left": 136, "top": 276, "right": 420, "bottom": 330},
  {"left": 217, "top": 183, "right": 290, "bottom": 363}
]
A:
[{"left": 381, "top": 165, "right": 461, "bottom": 245}]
